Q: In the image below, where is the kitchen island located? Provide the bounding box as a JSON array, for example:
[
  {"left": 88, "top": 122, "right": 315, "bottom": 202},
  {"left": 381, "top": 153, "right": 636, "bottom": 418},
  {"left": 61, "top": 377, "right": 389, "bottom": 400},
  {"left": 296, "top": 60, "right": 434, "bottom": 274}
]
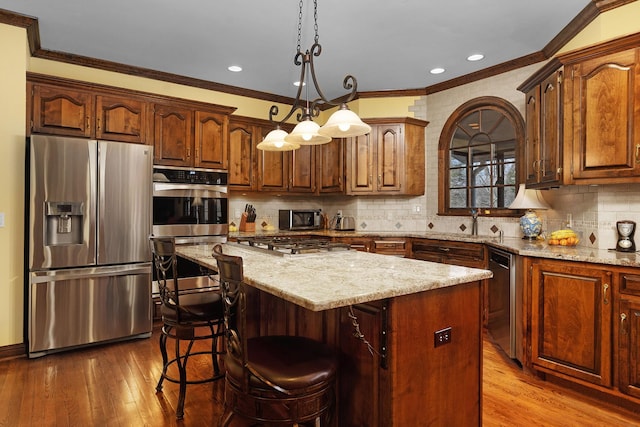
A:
[{"left": 177, "top": 243, "right": 492, "bottom": 426}]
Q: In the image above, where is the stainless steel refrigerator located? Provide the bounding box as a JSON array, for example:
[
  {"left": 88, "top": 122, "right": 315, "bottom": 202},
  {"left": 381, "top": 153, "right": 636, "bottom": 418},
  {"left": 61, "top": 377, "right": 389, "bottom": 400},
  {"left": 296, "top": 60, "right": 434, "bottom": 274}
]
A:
[{"left": 26, "top": 135, "right": 153, "bottom": 357}]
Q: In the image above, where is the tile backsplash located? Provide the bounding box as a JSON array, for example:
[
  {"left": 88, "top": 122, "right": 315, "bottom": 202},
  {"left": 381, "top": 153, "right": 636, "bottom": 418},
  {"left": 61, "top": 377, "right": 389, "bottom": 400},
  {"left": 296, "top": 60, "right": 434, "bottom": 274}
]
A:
[{"left": 230, "top": 183, "right": 640, "bottom": 250}]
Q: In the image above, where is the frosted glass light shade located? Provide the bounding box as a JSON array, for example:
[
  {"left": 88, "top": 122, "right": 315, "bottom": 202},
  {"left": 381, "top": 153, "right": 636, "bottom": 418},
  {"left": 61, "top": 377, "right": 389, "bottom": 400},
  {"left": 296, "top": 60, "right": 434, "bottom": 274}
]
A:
[
  {"left": 319, "top": 104, "right": 372, "bottom": 138},
  {"left": 257, "top": 129, "right": 300, "bottom": 151},
  {"left": 508, "top": 184, "right": 550, "bottom": 210},
  {"left": 285, "top": 119, "right": 332, "bottom": 145}
]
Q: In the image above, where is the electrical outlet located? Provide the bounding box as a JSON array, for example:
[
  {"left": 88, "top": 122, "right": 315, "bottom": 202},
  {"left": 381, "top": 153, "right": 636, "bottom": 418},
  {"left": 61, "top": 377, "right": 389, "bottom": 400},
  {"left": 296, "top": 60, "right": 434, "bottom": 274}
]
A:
[{"left": 434, "top": 327, "right": 452, "bottom": 347}]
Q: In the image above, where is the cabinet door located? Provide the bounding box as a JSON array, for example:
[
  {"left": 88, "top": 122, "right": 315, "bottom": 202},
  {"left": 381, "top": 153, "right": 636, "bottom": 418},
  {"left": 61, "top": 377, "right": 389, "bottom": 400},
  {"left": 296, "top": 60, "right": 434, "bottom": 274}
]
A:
[
  {"left": 228, "top": 120, "right": 256, "bottom": 190},
  {"left": 289, "top": 144, "right": 315, "bottom": 193},
  {"left": 96, "top": 95, "right": 147, "bottom": 144},
  {"left": 258, "top": 126, "right": 288, "bottom": 192},
  {"left": 194, "top": 110, "right": 227, "bottom": 169},
  {"left": 570, "top": 48, "right": 640, "bottom": 180},
  {"left": 347, "top": 132, "right": 375, "bottom": 194},
  {"left": 539, "top": 71, "right": 563, "bottom": 185},
  {"left": 376, "top": 124, "right": 403, "bottom": 192},
  {"left": 31, "top": 85, "right": 93, "bottom": 137},
  {"left": 317, "top": 138, "right": 344, "bottom": 193},
  {"left": 619, "top": 298, "right": 640, "bottom": 398},
  {"left": 524, "top": 87, "right": 540, "bottom": 185},
  {"left": 339, "top": 302, "right": 386, "bottom": 427},
  {"left": 152, "top": 104, "right": 193, "bottom": 166},
  {"left": 530, "top": 261, "right": 612, "bottom": 386}
]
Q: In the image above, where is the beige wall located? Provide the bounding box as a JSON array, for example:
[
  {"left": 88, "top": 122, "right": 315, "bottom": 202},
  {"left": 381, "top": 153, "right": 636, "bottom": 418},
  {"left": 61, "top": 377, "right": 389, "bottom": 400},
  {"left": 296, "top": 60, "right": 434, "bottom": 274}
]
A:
[
  {"left": 0, "top": 24, "right": 27, "bottom": 347},
  {"left": 2, "top": 2, "right": 640, "bottom": 348}
]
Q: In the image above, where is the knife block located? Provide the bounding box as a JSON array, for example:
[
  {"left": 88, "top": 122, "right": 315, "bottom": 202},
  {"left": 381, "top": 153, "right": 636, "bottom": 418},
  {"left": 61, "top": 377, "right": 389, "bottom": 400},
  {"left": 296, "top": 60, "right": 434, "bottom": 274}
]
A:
[{"left": 239, "top": 213, "right": 255, "bottom": 232}]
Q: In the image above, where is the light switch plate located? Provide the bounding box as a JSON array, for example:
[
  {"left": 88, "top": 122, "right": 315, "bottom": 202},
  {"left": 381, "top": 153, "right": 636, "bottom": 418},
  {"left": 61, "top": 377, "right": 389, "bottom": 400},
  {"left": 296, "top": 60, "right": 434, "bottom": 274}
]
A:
[{"left": 0, "top": 212, "right": 4, "bottom": 227}]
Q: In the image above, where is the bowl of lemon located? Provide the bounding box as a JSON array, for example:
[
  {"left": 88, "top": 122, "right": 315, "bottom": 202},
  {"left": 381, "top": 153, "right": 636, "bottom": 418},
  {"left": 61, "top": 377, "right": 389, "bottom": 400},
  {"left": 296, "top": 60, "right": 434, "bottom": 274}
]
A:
[{"left": 547, "top": 229, "right": 580, "bottom": 246}]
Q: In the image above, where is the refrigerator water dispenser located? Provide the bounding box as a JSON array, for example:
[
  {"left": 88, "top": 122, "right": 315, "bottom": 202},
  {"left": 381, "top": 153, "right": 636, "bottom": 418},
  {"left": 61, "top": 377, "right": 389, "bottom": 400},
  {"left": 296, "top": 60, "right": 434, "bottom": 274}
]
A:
[{"left": 45, "top": 201, "right": 84, "bottom": 246}]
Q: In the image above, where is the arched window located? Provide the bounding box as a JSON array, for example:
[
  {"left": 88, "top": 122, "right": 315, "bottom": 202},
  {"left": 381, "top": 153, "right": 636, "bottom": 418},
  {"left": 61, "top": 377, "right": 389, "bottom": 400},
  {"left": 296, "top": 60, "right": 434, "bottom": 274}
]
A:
[{"left": 438, "top": 97, "right": 524, "bottom": 216}]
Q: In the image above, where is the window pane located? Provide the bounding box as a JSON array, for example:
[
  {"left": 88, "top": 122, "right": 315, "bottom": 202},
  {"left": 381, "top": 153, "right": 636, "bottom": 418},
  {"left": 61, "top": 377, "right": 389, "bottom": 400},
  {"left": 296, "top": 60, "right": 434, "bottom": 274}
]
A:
[
  {"left": 450, "top": 167, "right": 467, "bottom": 187},
  {"left": 450, "top": 188, "right": 467, "bottom": 208}
]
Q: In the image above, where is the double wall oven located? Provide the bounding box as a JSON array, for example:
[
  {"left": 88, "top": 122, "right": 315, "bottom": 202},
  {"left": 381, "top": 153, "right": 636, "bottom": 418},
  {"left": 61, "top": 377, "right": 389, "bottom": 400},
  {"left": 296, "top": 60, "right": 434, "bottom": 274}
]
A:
[{"left": 152, "top": 166, "right": 228, "bottom": 296}]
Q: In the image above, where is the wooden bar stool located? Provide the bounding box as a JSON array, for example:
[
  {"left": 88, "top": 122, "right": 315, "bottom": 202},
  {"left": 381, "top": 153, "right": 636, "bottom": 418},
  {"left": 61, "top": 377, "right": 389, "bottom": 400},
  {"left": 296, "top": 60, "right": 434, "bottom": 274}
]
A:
[
  {"left": 212, "top": 244, "right": 338, "bottom": 426},
  {"left": 150, "top": 236, "right": 225, "bottom": 419}
]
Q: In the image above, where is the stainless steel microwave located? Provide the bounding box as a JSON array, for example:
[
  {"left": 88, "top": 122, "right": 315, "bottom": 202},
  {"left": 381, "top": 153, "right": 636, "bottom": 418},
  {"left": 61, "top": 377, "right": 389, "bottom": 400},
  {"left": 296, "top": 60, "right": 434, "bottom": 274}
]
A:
[{"left": 279, "top": 209, "right": 322, "bottom": 230}]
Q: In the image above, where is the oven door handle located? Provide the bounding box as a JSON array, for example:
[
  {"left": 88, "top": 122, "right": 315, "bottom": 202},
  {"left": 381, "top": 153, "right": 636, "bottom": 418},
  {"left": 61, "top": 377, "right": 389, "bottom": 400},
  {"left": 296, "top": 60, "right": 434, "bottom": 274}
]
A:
[{"left": 153, "top": 182, "right": 228, "bottom": 195}]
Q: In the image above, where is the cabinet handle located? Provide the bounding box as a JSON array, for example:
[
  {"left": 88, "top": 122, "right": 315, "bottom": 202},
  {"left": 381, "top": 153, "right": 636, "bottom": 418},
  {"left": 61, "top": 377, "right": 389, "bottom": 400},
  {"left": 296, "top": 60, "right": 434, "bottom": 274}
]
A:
[
  {"left": 96, "top": 117, "right": 101, "bottom": 131},
  {"left": 439, "top": 247, "right": 450, "bottom": 252},
  {"left": 532, "top": 160, "right": 538, "bottom": 173},
  {"left": 620, "top": 312, "right": 628, "bottom": 335},
  {"left": 603, "top": 283, "right": 609, "bottom": 305},
  {"left": 368, "top": 175, "right": 372, "bottom": 186},
  {"left": 636, "top": 144, "right": 640, "bottom": 164},
  {"left": 378, "top": 174, "right": 381, "bottom": 186}
]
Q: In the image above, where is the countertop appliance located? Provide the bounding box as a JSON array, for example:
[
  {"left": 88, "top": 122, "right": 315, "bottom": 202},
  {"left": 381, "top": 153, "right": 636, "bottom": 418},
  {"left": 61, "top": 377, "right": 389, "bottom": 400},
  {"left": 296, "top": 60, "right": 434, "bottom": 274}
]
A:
[
  {"left": 151, "top": 166, "right": 228, "bottom": 299},
  {"left": 26, "top": 135, "right": 153, "bottom": 357},
  {"left": 487, "top": 247, "right": 522, "bottom": 362},
  {"left": 332, "top": 215, "right": 356, "bottom": 231},
  {"left": 278, "top": 209, "right": 322, "bottom": 230},
  {"left": 616, "top": 220, "right": 636, "bottom": 252}
]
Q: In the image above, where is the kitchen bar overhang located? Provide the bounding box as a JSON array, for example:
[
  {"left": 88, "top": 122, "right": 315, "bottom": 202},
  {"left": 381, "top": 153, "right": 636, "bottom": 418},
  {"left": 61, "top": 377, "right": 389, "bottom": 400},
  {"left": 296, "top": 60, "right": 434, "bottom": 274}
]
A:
[{"left": 176, "top": 243, "right": 492, "bottom": 311}]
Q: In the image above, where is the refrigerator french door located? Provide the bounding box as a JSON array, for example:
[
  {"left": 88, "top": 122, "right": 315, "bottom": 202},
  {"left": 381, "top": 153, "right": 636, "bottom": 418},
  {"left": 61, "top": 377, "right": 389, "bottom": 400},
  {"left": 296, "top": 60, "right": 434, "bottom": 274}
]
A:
[{"left": 27, "top": 135, "right": 153, "bottom": 357}]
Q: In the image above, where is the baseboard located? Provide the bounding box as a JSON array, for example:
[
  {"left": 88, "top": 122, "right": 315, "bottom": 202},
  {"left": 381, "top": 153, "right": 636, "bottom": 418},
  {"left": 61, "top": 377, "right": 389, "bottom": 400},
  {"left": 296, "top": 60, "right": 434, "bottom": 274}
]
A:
[{"left": 0, "top": 343, "right": 26, "bottom": 361}]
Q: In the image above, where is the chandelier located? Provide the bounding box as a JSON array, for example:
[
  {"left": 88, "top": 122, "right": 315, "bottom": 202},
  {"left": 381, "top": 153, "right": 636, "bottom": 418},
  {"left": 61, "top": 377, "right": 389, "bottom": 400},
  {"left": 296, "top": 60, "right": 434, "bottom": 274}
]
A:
[{"left": 257, "top": 0, "right": 372, "bottom": 151}]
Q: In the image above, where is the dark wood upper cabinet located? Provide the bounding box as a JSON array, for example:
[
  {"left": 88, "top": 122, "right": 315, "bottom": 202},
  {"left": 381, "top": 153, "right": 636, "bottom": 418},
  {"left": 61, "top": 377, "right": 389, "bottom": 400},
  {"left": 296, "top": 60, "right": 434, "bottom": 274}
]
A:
[
  {"left": 194, "top": 110, "right": 228, "bottom": 169},
  {"left": 152, "top": 103, "right": 193, "bottom": 166},
  {"left": 346, "top": 118, "right": 427, "bottom": 196},
  {"left": 566, "top": 47, "right": 640, "bottom": 182},
  {"left": 522, "top": 68, "right": 563, "bottom": 188},
  {"left": 31, "top": 84, "right": 94, "bottom": 138},
  {"left": 96, "top": 94, "right": 147, "bottom": 144}
]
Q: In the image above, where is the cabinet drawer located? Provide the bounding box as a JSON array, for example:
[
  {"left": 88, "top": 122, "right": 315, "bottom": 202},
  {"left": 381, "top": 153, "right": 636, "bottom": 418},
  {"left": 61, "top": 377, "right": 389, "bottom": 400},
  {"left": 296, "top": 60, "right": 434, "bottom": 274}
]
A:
[
  {"left": 410, "top": 239, "right": 486, "bottom": 268},
  {"left": 620, "top": 274, "right": 640, "bottom": 297}
]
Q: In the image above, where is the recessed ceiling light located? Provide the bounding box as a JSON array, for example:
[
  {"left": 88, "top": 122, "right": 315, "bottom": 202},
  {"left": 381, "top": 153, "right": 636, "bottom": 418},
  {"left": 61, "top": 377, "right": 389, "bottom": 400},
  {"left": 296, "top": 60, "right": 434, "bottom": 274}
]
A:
[
  {"left": 430, "top": 67, "right": 445, "bottom": 75},
  {"left": 228, "top": 65, "right": 242, "bottom": 72},
  {"left": 467, "top": 54, "right": 484, "bottom": 62},
  {"left": 294, "top": 81, "right": 306, "bottom": 87}
]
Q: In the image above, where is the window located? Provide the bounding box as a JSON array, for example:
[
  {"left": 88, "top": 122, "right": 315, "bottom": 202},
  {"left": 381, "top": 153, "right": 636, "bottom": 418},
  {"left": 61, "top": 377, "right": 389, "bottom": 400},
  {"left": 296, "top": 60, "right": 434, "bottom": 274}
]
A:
[{"left": 438, "top": 97, "right": 524, "bottom": 216}]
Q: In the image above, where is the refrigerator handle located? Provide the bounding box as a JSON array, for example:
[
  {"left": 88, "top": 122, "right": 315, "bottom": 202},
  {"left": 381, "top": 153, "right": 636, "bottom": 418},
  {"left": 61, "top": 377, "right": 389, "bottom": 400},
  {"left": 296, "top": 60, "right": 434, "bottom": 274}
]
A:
[{"left": 30, "top": 263, "right": 151, "bottom": 284}]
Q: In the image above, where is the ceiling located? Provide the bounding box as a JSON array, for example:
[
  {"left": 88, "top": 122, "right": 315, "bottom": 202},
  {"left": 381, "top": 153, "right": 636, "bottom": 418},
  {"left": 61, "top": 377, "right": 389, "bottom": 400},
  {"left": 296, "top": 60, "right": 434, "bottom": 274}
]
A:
[{"left": 2, "top": 0, "right": 592, "bottom": 101}]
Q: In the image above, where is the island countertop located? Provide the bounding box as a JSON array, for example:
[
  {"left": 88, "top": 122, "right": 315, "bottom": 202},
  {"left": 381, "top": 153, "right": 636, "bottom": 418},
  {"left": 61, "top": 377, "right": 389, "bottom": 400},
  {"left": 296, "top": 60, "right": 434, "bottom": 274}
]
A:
[{"left": 176, "top": 243, "right": 492, "bottom": 312}]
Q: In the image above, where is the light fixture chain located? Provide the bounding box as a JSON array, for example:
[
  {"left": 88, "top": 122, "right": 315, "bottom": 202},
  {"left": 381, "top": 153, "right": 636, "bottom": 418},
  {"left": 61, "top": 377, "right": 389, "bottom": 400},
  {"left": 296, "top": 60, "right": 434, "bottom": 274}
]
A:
[
  {"left": 313, "top": 0, "right": 319, "bottom": 44},
  {"left": 297, "top": 0, "right": 303, "bottom": 53}
]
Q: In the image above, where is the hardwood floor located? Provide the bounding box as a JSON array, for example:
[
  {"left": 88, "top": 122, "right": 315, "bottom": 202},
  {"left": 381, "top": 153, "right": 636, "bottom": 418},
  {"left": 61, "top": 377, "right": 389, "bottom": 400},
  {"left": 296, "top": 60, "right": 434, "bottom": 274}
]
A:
[{"left": 1, "top": 330, "right": 639, "bottom": 427}]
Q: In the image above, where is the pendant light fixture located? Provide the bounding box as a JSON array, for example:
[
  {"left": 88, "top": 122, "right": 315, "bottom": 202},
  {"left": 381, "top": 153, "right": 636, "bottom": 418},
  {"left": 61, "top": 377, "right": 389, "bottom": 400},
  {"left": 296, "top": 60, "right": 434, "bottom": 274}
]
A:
[{"left": 258, "top": 0, "right": 371, "bottom": 151}]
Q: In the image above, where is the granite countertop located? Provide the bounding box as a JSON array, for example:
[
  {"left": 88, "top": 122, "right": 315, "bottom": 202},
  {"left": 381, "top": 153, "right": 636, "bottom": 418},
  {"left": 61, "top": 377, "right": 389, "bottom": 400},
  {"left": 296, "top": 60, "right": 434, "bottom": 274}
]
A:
[
  {"left": 176, "top": 243, "right": 492, "bottom": 312},
  {"left": 230, "top": 230, "right": 640, "bottom": 268}
]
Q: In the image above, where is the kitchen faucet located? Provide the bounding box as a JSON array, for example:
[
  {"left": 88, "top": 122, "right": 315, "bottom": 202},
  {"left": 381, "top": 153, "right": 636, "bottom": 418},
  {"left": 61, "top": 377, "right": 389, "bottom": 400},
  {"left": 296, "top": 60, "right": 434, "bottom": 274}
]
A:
[{"left": 470, "top": 209, "right": 478, "bottom": 236}]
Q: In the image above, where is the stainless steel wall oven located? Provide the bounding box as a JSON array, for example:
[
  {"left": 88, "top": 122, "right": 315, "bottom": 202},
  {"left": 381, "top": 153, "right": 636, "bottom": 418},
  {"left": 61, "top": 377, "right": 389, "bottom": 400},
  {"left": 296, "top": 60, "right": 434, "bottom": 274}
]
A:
[
  {"left": 151, "top": 166, "right": 228, "bottom": 299},
  {"left": 152, "top": 166, "right": 228, "bottom": 239}
]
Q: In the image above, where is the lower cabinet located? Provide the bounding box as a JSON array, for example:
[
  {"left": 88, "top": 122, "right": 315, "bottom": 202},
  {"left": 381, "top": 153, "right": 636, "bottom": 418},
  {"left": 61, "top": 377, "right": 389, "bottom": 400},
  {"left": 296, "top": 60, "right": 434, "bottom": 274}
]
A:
[
  {"left": 525, "top": 258, "right": 640, "bottom": 407},
  {"left": 619, "top": 298, "right": 640, "bottom": 399},
  {"left": 529, "top": 259, "right": 612, "bottom": 387}
]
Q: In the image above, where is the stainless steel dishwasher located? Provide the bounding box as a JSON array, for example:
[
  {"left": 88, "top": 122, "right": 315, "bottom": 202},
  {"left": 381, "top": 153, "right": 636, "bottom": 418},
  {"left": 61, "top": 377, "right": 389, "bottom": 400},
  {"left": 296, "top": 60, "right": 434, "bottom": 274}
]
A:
[{"left": 487, "top": 247, "right": 521, "bottom": 361}]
